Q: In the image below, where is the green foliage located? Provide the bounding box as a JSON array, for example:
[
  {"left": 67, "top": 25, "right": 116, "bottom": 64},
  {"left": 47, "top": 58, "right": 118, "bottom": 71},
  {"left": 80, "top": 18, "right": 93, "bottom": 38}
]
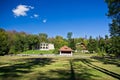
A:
[
  {"left": 0, "top": 27, "right": 119, "bottom": 57},
  {"left": 53, "top": 48, "right": 59, "bottom": 54},
  {"left": 109, "top": 36, "right": 120, "bottom": 56},
  {"left": 105, "top": 0, "right": 120, "bottom": 56},
  {"left": 54, "top": 36, "right": 68, "bottom": 49},
  {"left": 87, "top": 36, "right": 98, "bottom": 53},
  {"left": 52, "top": 36, "right": 68, "bottom": 53},
  {"left": 67, "top": 32, "right": 76, "bottom": 50},
  {"left": 98, "top": 37, "right": 105, "bottom": 52},
  {"left": 67, "top": 32, "right": 72, "bottom": 40},
  {"left": 97, "top": 48, "right": 106, "bottom": 57},
  {"left": 6, "top": 30, "right": 40, "bottom": 54},
  {"left": 27, "top": 35, "right": 39, "bottom": 50},
  {"left": 0, "top": 28, "right": 9, "bottom": 55},
  {"left": 69, "top": 38, "right": 76, "bottom": 50},
  {"left": 39, "top": 33, "right": 48, "bottom": 42},
  {"left": 109, "top": 20, "right": 120, "bottom": 36}
]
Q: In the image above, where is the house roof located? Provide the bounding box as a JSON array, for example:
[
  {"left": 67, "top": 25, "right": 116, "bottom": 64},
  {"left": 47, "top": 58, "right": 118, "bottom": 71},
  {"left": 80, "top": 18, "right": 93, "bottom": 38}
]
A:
[
  {"left": 76, "top": 42, "right": 87, "bottom": 50},
  {"left": 59, "top": 46, "right": 72, "bottom": 51}
]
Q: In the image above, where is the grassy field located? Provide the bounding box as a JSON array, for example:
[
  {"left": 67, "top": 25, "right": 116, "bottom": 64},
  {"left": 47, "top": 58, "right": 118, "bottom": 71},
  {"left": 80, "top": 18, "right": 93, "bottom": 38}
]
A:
[
  {"left": 22, "top": 50, "right": 54, "bottom": 54},
  {"left": 0, "top": 54, "right": 120, "bottom": 80}
]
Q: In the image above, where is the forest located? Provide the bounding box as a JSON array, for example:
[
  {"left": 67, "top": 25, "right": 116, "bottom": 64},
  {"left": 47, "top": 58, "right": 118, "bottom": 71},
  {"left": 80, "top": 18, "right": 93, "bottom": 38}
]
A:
[{"left": 0, "top": 28, "right": 120, "bottom": 57}]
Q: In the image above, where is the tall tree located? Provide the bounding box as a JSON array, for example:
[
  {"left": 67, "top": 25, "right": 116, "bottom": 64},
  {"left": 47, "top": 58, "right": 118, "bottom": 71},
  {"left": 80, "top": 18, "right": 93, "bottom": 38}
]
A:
[
  {"left": 105, "top": 0, "right": 120, "bottom": 36},
  {"left": 67, "top": 32, "right": 76, "bottom": 50},
  {"left": 105, "top": 0, "right": 120, "bottom": 56},
  {"left": 67, "top": 32, "right": 73, "bottom": 40}
]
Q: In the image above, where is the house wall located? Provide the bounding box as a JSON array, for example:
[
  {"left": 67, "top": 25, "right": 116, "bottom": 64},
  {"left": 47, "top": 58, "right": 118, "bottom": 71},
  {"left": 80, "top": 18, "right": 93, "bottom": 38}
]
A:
[
  {"left": 48, "top": 44, "right": 54, "bottom": 50},
  {"left": 40, "top": 43, "right": 54, "bottom": 50},
  {"left": 60, "top": 51, "right": 72, "bottom": 56}
]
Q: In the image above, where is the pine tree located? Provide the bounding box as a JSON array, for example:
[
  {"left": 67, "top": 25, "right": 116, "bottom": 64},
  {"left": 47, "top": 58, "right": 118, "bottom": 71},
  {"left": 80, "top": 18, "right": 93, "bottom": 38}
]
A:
[{"left": 105, "top": 0, "right": 120, "bottom": 56}]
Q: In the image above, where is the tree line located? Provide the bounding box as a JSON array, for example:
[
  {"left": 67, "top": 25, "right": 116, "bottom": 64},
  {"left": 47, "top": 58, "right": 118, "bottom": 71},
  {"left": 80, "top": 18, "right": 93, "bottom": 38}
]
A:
[
  {"left": 0, "top": 0, "right": 120, "bottom": 57},
  {"left": 0, "top": 29, "right": 119, "bottom": 57}
]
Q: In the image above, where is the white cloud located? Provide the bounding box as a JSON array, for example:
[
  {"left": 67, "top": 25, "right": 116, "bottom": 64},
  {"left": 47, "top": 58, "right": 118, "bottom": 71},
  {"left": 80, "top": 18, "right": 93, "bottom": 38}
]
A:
[
  {"left": 28, "top": 6, "right": 34, "bottom": 9},
  {"left": 34, "top": 14, "right": 39, "bottom": 18},
  {"left": 12, "top": 4, "right": 34, "bottom": 17},
  {"left": 30, "top": 14, "right": 39, "bottom": 18},
  {"left": 42, "top": 19, "right": 47, "bottom": 23}
]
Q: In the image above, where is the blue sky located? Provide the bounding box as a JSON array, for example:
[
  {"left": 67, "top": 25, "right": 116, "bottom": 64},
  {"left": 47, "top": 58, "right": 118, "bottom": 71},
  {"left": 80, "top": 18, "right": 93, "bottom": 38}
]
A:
[{"left": 0, "top": 0, "right": 110, "bottom": 38}]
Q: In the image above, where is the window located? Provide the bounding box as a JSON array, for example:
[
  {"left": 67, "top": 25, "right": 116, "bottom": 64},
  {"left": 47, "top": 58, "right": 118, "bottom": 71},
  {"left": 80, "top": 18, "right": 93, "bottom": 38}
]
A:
[
  {"left": 46, "top": 47, "right": 48, "bottom": 49},
  {"left": 46, "top": 44, "right": 48, "bottom": 46},
  {"left": 43, "top": 47, "right": 45, "bottom": 49},
  {"left": 40, "top": 44, "right": 42, "bottom": 46},
  {"left": 43, "top": 44, "right": 45, "bottom": 46}
]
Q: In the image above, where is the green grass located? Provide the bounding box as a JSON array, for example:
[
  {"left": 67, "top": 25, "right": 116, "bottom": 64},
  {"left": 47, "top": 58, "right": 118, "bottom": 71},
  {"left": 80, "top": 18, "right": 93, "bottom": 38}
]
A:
[
  {"left": 0, "top": 54, "right": 120, "bottom": 80},
  {"left": 22, "top": 50, "right": 54, "bottom": 54}
]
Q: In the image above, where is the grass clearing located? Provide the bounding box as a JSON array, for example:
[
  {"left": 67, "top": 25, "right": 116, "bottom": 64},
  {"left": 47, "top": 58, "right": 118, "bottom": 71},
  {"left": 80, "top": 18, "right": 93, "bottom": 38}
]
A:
[
  {"left": 0, "top": 54, "right": 120, "bottom": 80},
  {"left": 22, "top": 50, "right": 54, "bottom": 54}
]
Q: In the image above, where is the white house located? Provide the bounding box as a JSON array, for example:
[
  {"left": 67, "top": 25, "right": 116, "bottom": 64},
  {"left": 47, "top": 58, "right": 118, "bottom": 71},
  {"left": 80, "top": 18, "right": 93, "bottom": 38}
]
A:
[{"left": 40, "top": 43, "right": 54, "bottom": 50}]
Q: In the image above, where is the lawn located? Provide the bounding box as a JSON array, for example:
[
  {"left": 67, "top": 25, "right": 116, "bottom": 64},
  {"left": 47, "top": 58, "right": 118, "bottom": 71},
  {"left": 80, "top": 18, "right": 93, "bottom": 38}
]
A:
[
  {"left": 0, "top": 54, "right": 120, "bottom": 80},
  {"left": 22, "top": 50, "right": 54, "bottom": 54}
]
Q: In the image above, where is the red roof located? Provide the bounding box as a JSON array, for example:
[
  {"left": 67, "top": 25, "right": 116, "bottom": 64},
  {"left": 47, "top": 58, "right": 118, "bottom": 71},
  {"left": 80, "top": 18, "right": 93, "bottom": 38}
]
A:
[{"left": 59, "top": 46, "right": 72, "bottom": 51}]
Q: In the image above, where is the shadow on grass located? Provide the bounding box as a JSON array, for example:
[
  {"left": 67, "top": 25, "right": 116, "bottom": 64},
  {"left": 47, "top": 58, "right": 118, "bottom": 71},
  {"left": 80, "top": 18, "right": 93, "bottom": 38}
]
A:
[
  {"left": 0, "top": 58, "right": 53, "bottom": 80},
  {"left": 91, "top": 56, "right": 120, "bottom": 67},
  {"left": 69, "top": 60, "right": 76, "bottom": 80},
  {"left": 36, "top": 59, "right": 98, "bottom": 80},
  {"left": 40, "top": 70, "right": 71, "bottom": 80},
  {"left": 80, "top": 58, "right": 120, "bottom": 79},
  {"left": 72, "top": 59, "right": 99, "bottom": 80}
]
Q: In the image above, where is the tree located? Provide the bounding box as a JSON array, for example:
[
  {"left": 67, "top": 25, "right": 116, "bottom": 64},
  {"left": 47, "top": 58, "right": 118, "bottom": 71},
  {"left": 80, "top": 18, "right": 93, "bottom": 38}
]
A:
[
  {"left": 7, "top": 31, "right": 18, "bottom": 54},
  {"left": 74, "top": 37, "right": 84, "bottom": 44},
  {"left": 69, "top": 38, "right": 76, "bottom": 50},
  {"left": 105, "top": 0, "right": 120, "bottom": 56},
  {"left": 67, "top": 32, "right": 76, "bottom": 50},
  {"left": 53, "top": 36, "right": 68, "bottom": 53},
  {"left": 54, "top": 36, "right": 68, "bottom": 49},
  {"left": 6, "top": 30, "right": 40, "bottom": 54},
  {"left": 87, "top": 36, "right": 97, "bottom": 53},
  {"left": 27, "top": 35, "right": 39, "bottom": 50},
  {"left": 48, "top": 37, "right": 54, "bottom": 43},
  {"left": 39, "top": 33, "right": 48, "bottom": 42},
  {"left": 104, "top": 35, "right": 111, "bottom": 54},
  {"left": 67, "top": 32, "right": 72, "bottom": 40},
  {"left": 109, "top": 20, "right": 120, "bottom": 36},
  {"left": 98, "top": 37, "right": 105, "bottom": 52},
  {"left": 105, "top": 0, "right": 120, "bottom": 36},
  {"left": 0, "top": 28, "right": 9, "bottom": 55}
]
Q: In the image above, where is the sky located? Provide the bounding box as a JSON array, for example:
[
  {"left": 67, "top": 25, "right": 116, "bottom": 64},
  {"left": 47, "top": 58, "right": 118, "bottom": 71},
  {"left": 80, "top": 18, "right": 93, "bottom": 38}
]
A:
[{"left": 0, "top": 0, "right": 110, "bottom": 38}]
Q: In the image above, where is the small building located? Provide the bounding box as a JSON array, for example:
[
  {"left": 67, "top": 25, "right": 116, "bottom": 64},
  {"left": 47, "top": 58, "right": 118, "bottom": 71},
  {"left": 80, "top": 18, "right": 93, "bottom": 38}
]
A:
[
  {"left": 76, "top": 42, "right": 89, "bottom": 53},
  {"left": 59, "top": 46, "right": 73, "bottom": 56},
  {"left": 40, "top": 43, "right": 54, "bottom": 50}
]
